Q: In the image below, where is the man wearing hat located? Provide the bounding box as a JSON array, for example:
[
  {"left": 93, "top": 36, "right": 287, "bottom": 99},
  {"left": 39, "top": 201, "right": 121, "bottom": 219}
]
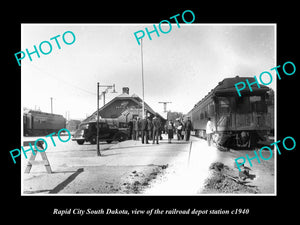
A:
[
  {"left": 152, "top": 113, "right": 161, "bottom": 144},
  {"left": 140, "top": 116, "right": 149, "bottom": 144},
  {"left": 134, "top": 117, "right": 140, "bottom": 141},
  {"left": 184, "top": 117, "right": 193, "bottom": 141}
]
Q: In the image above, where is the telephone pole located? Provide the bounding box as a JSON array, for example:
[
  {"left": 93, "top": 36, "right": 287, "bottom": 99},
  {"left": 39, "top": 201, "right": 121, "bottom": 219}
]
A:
[
  {"left": 97, "top": 83, "right": 100, "bottom": 156},
  {"left": 96, "top": 83, "right": 117, "bottom": 156},
  {"left": 158, "top": 101, "right": 172, "bottom": 113},
  {"left": 140, "top": 38, "right": 145, "bottom": 118},
  {"left": 50, "top": 97, "right": 53, "bottom": 114}
]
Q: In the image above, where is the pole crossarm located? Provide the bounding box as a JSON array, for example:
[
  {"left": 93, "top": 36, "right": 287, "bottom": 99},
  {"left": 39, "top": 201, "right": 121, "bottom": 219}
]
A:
[
  {"left": 98, "top": 85, "right": 116, "bottom": 101},
  {"left": 158, "top": 101, "right": 172, "bottom": 113}
]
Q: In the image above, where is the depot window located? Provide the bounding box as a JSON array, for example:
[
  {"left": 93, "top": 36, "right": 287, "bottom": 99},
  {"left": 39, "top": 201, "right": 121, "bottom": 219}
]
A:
[{"left": 119, "top": 122, "right": 128, "bottom": 128}]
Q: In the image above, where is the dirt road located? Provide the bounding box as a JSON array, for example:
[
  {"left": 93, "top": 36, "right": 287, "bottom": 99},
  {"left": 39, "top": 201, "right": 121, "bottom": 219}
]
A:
[{"left": 22, "top": 135, "right": 189, "bottom": 194}]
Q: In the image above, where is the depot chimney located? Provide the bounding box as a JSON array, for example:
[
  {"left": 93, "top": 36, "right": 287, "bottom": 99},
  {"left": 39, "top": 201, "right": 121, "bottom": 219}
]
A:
[{"left": 122, "top": 87, "right": 129, "bottom": 95}]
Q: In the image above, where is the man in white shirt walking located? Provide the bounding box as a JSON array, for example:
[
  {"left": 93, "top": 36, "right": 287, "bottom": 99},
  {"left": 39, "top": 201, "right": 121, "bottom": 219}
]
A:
[{"left": 206, "top": 117, "right": 214, "bottom": 146}]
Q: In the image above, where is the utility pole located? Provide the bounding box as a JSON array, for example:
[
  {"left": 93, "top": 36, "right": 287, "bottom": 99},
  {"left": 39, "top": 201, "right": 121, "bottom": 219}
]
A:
[
  {"left": 140, "top": 38, "right": 145, "bottom": 118},
  {"left": 50, "top": 97, "right": 53, "bottom": 114},
  {"left": 102, "top": 91, "right": 106, "bottom": 105},
  {"left": 96, "top": 83, "right": 117, "bottom": 156},
  {"left": 159, "top": 101, "right": 172, "bottom": 113},
  {"left": 96, "top": 82, "right": 101, "bottom": 156}
]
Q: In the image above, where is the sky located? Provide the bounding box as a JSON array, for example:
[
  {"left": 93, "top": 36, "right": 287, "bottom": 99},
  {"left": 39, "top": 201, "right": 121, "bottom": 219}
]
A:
[{"left": 21, "top": 24, "right": 275, "bottom": 120}]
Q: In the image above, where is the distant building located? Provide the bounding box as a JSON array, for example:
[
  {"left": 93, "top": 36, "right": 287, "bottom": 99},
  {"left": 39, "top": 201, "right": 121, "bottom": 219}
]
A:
[
  {"left": 66, "top": 119, "right": 82, "bottom": 133},
  {"left": 83, "top": 87, "right": 165, "bottom": 125},
  {"left": 167, "top": 111, "right": 184, "bottom": 121}
]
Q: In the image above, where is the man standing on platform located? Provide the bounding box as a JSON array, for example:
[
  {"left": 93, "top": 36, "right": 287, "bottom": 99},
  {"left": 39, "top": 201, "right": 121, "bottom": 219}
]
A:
[
  {"left": 206, "top": 117, "right": 214, "bottom": 146},
  {"left": 184, "top": 116, "right": 193, "bottom": 141},
  {"left": 147, "top": 116, "right": 153, "bottom": 141},
  {"left": 152, "top": 113, "right": 161, "bottom": 144},
  {"left": 128, "top": 119, "right": 133, "bottom": 140},
  {"left": 132, "top": 118, "right": 137, "bottom": 140},
  {"left": 141, "top": 116, "right": 149, "bottom": 144},
  {"left": 134, "top": 117, "right": 140, "bottom": 141}
]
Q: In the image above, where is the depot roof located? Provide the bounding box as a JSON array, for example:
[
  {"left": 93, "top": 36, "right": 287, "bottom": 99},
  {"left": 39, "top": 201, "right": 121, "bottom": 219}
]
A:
[{"left": 83, "top": 91, "right": 165, "bottom": 123}]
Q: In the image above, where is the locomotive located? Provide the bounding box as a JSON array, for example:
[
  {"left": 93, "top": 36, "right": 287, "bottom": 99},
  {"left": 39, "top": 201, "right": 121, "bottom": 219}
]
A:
[
  {"left": 23, "top": 110, "right": 66, "bottom": 136},
  {"left": 186, "top": 76, "right": 274, "bottom": 150}
]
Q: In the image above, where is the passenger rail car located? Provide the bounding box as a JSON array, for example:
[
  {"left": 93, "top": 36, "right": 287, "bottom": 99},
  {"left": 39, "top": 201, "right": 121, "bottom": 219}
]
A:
[
  {"left": 23, "top": 110, "right": 66, "bottom": 136},
  {"left": 186, "top": 76, "right": 274, "bottom": 150}
]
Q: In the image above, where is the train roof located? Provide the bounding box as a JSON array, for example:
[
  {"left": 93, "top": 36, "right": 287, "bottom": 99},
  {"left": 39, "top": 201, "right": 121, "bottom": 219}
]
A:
[
  {"left": 81, "top": 118, "right": 119, "bottom": 124},
  {"left": 24, "top": 109, "right": 65, "bottom": 118},
  {"left": 188, "top": 76, "right": 269, "bottom": 115},
  {"left": 214, "top": 76, "right": 269, "bottom": 95}
]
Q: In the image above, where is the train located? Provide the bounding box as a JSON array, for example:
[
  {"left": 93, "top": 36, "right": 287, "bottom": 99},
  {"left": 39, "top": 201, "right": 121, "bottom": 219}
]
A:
[
  {"left": 186, "top": 76, "right": 274, "bottom": 150},
  {"left": 23, "top": 110, "right": 66, "bottom": 136}
]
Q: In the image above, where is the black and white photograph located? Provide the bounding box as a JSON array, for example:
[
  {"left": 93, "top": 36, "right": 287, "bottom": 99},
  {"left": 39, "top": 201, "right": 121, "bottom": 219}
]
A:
[
  {"left": 20, "top": 23, "right": 276, "bottom": 196},
  {"left": 3, "top": 3, "right": 299, "bottom": 221}
]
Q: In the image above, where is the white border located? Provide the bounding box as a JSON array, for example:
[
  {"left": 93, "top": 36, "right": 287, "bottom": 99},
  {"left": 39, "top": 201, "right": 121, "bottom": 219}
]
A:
[{"left": 21, "top": 23, "right": 277, "bottom": 196}]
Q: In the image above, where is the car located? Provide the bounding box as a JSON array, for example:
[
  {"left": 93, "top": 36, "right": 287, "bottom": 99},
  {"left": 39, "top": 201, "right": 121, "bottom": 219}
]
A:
[{"left": 72, "top": 121, "right": 128, "bottom": 145}]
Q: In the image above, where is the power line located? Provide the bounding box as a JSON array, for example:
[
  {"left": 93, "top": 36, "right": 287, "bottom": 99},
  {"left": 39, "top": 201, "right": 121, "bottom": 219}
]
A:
[{"left": 26, "top": 63, "right": 96, "bottom": 96}]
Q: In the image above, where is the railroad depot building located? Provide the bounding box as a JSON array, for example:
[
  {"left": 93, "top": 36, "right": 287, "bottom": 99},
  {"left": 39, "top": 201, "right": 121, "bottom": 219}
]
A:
[{"left": 83, "top": 87, "right": 166, "bottom": 126}]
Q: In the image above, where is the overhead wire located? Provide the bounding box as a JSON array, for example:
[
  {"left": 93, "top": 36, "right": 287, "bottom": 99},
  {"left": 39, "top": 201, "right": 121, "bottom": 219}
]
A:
[{"left": 24, "top": 63, "right": 97, "bottom": 96}]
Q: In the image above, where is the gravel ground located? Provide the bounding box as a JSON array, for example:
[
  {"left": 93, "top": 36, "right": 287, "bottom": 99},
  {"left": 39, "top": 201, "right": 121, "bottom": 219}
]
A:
[
  {"left": 22, "top": 135, "right": 179, "bottom": 195},
  {"left": 202, "top": 162, "right": 259, "bottom": 194},
  {"left": 200, "top": 148, "right": 275, "bottom": 194},
  {"left": 119, "top": 165, "right": 168, "bottom": 194},
  {"left": 23, "top": 164, "right": 169, "bottom": 194},
  {"left": 59, "top": 165, "right": 168, "bottom": 194}
]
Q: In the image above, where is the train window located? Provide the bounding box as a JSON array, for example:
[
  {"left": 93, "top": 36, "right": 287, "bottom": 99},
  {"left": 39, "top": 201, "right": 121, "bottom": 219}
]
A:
[
  {"left": 208, "top": 103, "right": 215, "bottom": 115},
  {"left": 250, "top": 95, "right": 267, "bottom": 112},
  {"left": 218, "top": 97, "right": 230, "bottom": 114},
  {"left": 200, "top": 112, "right": 204, "bottom": 120},
  {"left": 250, "top": 96, "right": 261, "bottom": 102},
  {"left": 237, "top": 96, "right": 250, "bottom": 113}
]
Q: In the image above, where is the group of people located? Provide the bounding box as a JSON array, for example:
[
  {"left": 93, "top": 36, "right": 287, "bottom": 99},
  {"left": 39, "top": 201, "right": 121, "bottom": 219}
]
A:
[
  {"left": 128, "top": 113, "right": 162, "bottom": 144},
  {"left": 128, "top": 115, "right": 195, "bottom": 144},
  {"left": 164, "top": 117, "right": 194, "bottom": 143},
  {"left": 166, "top": 117, "right": 215, "bottom": 146}
]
